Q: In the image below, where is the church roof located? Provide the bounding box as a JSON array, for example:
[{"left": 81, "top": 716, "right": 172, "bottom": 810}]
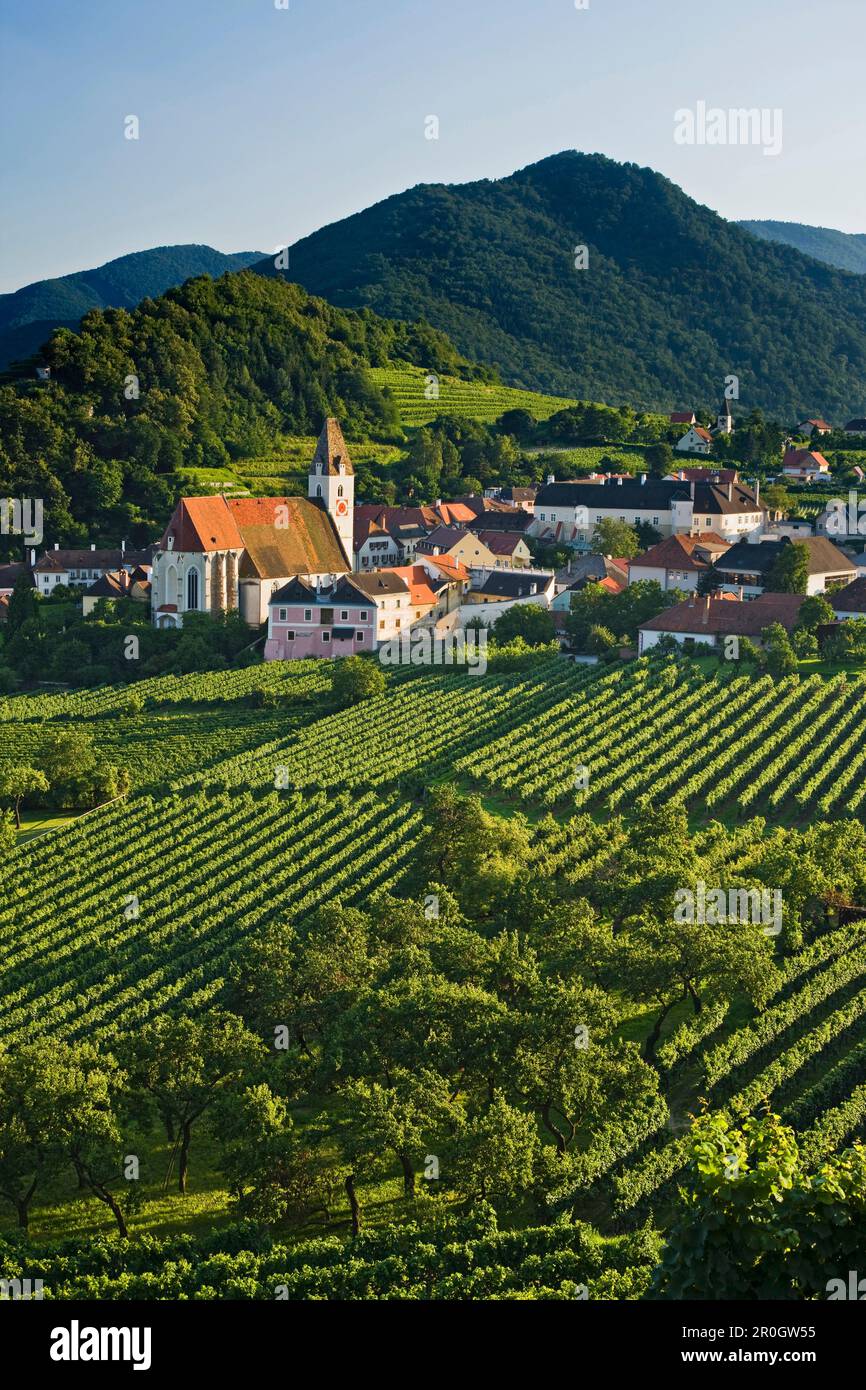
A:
[
  {"left": 312, "top": 418, "right": 354, "bottom": 476},
  {"left": 161, "top": 495, "right": 349, "bottom": 576}
]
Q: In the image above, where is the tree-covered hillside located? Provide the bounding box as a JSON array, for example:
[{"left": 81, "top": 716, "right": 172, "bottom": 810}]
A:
[
  {"left": 0, "top": 245, "right": 264, "bottom": 371},
  {"left": 739, "top": 221, "right": 866, "bottom": 276},
  {"left": 263, "top": 151, "right": 866, "bottom": 419},
  {"left": 0, "top": 272, "right": 482, "bottom": 549}
]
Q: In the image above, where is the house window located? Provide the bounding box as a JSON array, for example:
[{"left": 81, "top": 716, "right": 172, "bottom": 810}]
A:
[
  {"left": 316, "top": 485, "right": 322, "bottom": 497},
  {"left": 322, "top": 632, "right": 330, "bottom": 643},
  {"left": 286, "top": 630, "right": 295, "bottom": 641},
  {"left": 338, "top": 485, "right": 344, "bottom": 497},
  {"left": 187, "top": 568, "right": 199, "bottom": 610},
  {"left": 304, "top": 609, "right": 312, "bottom": 622},
  {"left": 278, "top": 608, "right": 287, "bottom": 622},
  {"left": 359, "top": 610, "right": 370, "bottom": 619},
  {"left": 396, "top": 619, "right": 401, "bottom": 629},
  {"left": 379, "top": 620, "right": 385, "bottom": 630},
  {"left": 653, "top": 517, "right": 659, "bottom": 525},
  {"left": 356, "top": 631, "right": 364, "bottom": 641},
  {"left": 321, "top": 608, "right": 334, "bottom": 624},
  {"left": 340, "top": 610, "right": 348, "bottom": 620}
]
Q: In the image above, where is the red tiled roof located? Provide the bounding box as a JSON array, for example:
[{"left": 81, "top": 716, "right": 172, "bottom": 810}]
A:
[
  {"left": 783, "top": 448, "right": 830, "bottom": 471},
  {"left": 630, "top": 533, "right": 731, "bottom": 573},
  {"left": 641, "top": 592, "right": 806, "bottom": 636}
]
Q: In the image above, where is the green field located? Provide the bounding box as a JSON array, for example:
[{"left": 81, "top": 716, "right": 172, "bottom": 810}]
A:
[{"left": 368, "top": 364, "right": 576, "bottom": 425}]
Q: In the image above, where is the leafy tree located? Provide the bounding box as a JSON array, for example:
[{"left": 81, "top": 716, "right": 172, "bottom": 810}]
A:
[
  {"left": 122, "top": 1011, "right": 264, "bottom": 1193},
  {"left": 5, "top": 575, "right": 37, "bottom": 634},
  {"left": 761, "top": 622, "right": 798, "bottom": 677},
  {"left": 0, "top": 765, "right": 49, "bottom": 829},
  {"left": 453, "top": 1096, "right": 540, "bottom": 1205},
  {"left": 645, "top": 442, "right": 674, "bottom": 477},
  {"left": 796, "top": 594, "right": 835, "bottom": 630},
  {"left": 591, "top": 518, "right": 640, "bottom": 559},
  {"left": 492, "top": 602, "right": 555, "bottom": 647},
  {"left": 213, "top": 1083, "right": 330, "bottom": 1226},
  {"left": 653, "top": 1109, "right": 866, "bottom": 1299},
  {"left": 767, "top": 541, "right": 810, "bottom": 594},
  {"left": 331, "top": 655, "right": 386, "bottom": 707}
]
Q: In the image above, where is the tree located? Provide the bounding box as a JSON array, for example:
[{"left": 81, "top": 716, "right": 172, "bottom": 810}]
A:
[
  {"left": 0, "top": 1040, "right": 130, "bottom": 1236},
  {"left": 122, "top": 1011, "right": 264, "bottom": 1193},
  {"left": 213, "top": 1083, "right": 331, "bottom": 1226},
  {"left": 587, "top": 623, "right": 617, "bottom": 654},
  {"left": 653, "top": 1109, "right": 866, "bottom": 1299},
  {"left": 767, "top": 541, "right": 809, "bottom": 594},
  {"left": 5, "top": 574, "right": 37, "bottom": 635},
  {"left": 590, "top": 518, "right": 640, "bottom": 559},
  {"left": 0, "top": 765, "right": 49, "bottom": 829},
  {"left": 492, "top": 602, "right": 555, "bottom": 647},
  {"left": 797, "top": 594, "right": 835, "bottom": 631},
  {"left": 645, "top": 442, "right": 674, "bottom": 478},
  {"left": 761, "top": 622, "right": 798, "bottom": 677},
  {"left": 331, "top": 655, "right": 386, "bottom": 707},
  {"left": 453, "top": 1095, "right": 540, "bottom": 1205}
]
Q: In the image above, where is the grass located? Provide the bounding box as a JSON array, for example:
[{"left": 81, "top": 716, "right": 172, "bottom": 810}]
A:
[{"left": 16, "top": 810, "right": 77, "bottom": 843}]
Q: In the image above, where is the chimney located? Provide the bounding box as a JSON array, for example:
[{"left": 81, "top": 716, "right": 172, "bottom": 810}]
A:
[
  {"left": 728, "top": 482, "right": 733, "bottom": 501},
  {"left": 738, "top": 585, "right": 744, "bottom": 601},
  {"left": 617, "top": 476, "right": 623, "bottom": 486},
  {"left": 121, "top": 539, "right": 126, "bottom": 554},
  {"left": 640, "top": 473, "right": 647, "bottom": 485},
  {"left": 690, "top": 482, "right": 695, "bottom": 500},
  {"left": 54, "top": 542, "right": 59, "bottom": 550},
  {"left": 546, "top": 474, "right": 554, "bottom": 486},
  {"left": 90, "top": 543, "right": 96, "bottom": 551},
  {"left": 755, "top": 478, "right": 761, "bottom": 506},
  {"left": 702, "top": 595, "right": 710, "bottom": 625},
  {"left": 29, "top": 547, "right": 35, "bottom": 566}
]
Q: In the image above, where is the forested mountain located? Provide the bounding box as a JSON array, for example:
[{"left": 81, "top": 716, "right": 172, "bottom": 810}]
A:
[
  {"left": 0, "top": 272, "right": 476, "bottom": 550},
  {"left": 739, "top": 221, "right": 866, "bottom": 275},
  {"left": 258, "top": 152, "right": 866, "bottom": 419},
  {"left": 0, "top": 245, "right": 264, "bottom": 371}
]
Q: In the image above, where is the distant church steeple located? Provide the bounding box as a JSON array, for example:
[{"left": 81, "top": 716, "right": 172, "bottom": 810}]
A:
[
  {"left": 715, "top": 396, "right": 734, "bottom": 436},
  {"left": 308, "top": 418, "right": 354, "bottom": 559}
]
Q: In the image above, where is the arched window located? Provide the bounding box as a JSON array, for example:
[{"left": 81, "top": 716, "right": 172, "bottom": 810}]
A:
[
  {"left": 316, "top": 485, "right": 322, "bottom": 498},
  {"left": 338, "top": 484, "right": 344, "bottom": 497},
  {"left": 187, "top": 568, "right": 199, "bottom": 610}
]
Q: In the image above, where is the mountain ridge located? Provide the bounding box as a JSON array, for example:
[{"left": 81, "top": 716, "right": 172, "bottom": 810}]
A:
[{"left": 252, "top": 151, "right": 866, "bottom": 419}]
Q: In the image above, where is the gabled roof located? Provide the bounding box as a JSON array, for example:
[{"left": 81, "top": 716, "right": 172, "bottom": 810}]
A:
[
  {"left": 783, "top": 448, "right": 830, "bottom": 471},
  {"left": 34, "top": 548, "right": 125, "bottom": 572},
  {"left": 831, "top": 577, "right": 866, "bottom": 614},
  {"left": 422, "top": 556, "right": 470, "bottom": 583},
  {"left": 690, "top": 426, "right": 713, "bottom": 443},
  {"left": 269, "top": 574, "right": 376, "bottom": 607},
  {"left": 630, "top": 533, "right": 731, "bottom": 573},
  {"left": 161, "top": 495, "right": 349, "bottom": 576},
  {"left": 417, "top": 525, "right": 474, "bottom": 551},
  {"left": 716, "top": 536, "right": 855, "bottom": 578},
  {"left": 800, "top": 418, "right": 832, "bottom": 430},
  {"left": 670, "top": 411, "right": 696, "bottom": 424},
  {"left": 641, "top": 592, "right": 806, "bottom": 636},
  {"left": 473, "top": 530, "right": 528, "bottom": 556},
  {"left": 470, "top": 571, "right": 552, "bottom": 599},
  {"left": 350, "top": 571, "right": 411, "bottom": 598},
  {"left": 87, "top": 570, "right": 132, "bottom": 599},
  {"left": 372, "top": 565, "right": 441, "bottom": 607},
  {"left": 311, "top": 418, "right": 354, "bottom": 477}
]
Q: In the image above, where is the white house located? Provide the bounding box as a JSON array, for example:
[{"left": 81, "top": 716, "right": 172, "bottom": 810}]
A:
[
  {"left": 627, "top": 533, "right": 730, "bottom": 593},
  {"left": 532, "top": 476, "right": 764, "bottom": 550},
  {"left": 676, "top": 425, "right": 714, "bottom": 456}
]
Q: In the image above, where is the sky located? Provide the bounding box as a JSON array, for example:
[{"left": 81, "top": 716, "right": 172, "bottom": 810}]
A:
[{"left": 1, "top": 0, "right": 864, "bottom": 293}]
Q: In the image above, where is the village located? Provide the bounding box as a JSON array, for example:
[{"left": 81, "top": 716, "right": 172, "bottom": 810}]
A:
[{"left": 2, "top": 412, "right": 865, "bottom": 669}]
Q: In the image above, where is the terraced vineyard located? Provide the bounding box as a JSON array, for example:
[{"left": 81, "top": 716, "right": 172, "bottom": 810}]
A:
[{"left": 367, "top": 364, "right": 576, "bottom": 425}]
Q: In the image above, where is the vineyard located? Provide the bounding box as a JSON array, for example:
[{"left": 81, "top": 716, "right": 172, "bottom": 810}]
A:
[
  {"left": 1, "top": 652, "right": 866, "bottom": 1284},
  {"left": 367, "top": 365, "right": 576, "bottom": 426}
]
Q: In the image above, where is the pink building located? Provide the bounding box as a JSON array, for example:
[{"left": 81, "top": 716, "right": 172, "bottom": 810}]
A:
[{"left": 265, "top": 575, "right": 378, "bottom": 660}]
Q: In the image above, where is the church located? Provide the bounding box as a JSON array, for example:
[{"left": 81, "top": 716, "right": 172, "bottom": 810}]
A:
[{"left": 151, "top": 419, "right": 354, "bottom": 628}]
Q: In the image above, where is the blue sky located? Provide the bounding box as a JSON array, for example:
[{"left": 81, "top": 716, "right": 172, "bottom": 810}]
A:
[{"left": 1, "top": 0, "right": 864, "bottom": 292}]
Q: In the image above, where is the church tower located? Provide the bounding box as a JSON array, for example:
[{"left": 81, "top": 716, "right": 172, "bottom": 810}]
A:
[
  {"left": 308, "top": 418, "right": 354, "bottom": 561},
  {"left": 715, "top": 396, "right": 734, "bottom": 436}
]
